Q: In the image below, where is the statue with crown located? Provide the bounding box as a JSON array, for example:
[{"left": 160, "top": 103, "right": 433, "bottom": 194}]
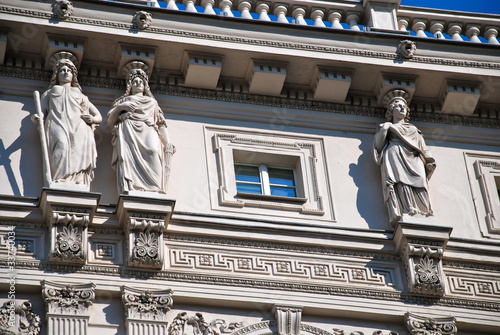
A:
[
  {"left": 374, "top": 89, "right": 436, "bottom": 226},
  {"left": 32, "top": 51, "right": 102, "bottom": 192},
  {"left": 108, "top": 61, "right": 175, "bottom": 196}
]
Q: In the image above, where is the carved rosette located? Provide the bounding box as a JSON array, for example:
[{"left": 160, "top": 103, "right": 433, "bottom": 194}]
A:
[
  {"left": 402, "top": 243, "right": 445, "bottom": 296},
  {"left": 122, "top": 286, "right": 173, "bottom": 322},
  {"left": 42, "top": 281, "right": 95, "bottom": 316},
  {"left": 405, "top": 312, "right": 457, "bottom": 335},
  {"left": 0, "top": 301, "right": 41, "bottom": 335},
  {"left": 49, "top": 207, "right": 90, "bottom": 264}
]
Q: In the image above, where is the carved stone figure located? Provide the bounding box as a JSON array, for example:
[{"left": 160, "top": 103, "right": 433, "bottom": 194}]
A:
[
  {"left": 133, "top": 10, "right": 153, "bottom": 29},
  {"left": 108, "top": 67, "right": 174, "bottom": 195},
  {"left": 0, "top": 301, "right": 41, "bottom": 335},
  {"left": 397, "top": 40, "right": 416, "bottom": 59},
  {"left": 52, "top": 0, "right": 74, "bottom": 20},
  {"left": 374, "top": 90, "right": 436, "bottom": 225},
  {"left": 35, "top": 58, "right": 102, "bottom": 190}
]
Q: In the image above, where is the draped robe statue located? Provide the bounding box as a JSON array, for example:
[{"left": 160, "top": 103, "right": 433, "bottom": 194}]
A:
[
  {"left": 374, "top": 97, "right": 436, "bottom": 225},
  {"left": 107, "top": 68, "right": 174, "bottom": 195},
  {"left": 39, "top": 59, "right": 102, "bottom": 189}
]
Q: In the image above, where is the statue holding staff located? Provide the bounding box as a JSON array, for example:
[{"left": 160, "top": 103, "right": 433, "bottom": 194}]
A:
[
  {"left": 33, "top": 57, "right": 102, "bottom": 190},
  {"left": 374, "top": 90, "right": 436, "bottom": 225},
  {"left": 107, "top": 66, "right": 174, "bottom": 195}
]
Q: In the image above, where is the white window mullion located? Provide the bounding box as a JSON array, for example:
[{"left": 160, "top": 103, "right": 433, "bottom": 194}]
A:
[{"left": 260, "top": 164, "right": 271, "bottom": 195}]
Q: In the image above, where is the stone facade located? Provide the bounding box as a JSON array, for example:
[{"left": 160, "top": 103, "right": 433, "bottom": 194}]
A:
[{"left": 0, "top": 0, "right": 499, "bottom": 334}]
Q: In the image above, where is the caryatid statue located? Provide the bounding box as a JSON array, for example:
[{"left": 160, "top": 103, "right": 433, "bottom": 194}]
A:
[
  {"left": 33, "top": 56, "right": 102, "bottom": 190},
  {"left": 107, "top": 64, "right": 175, "bottom": 195},
  {"left": 373, "top": 90, "right": 436, "bottom": 225}
]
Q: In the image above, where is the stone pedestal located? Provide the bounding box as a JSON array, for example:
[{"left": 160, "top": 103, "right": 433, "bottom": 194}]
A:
[
  {"left": 40, "top": 188, "right": 100, "bottom": 265},
  {"left": 394, "top": 219, "right": 452, "bottom": 296},
  {"left": 117, "top": 195, "right": 175, "bottom": 269},
  {"left": 42, "top": 280, "right": 95, "bottom": 335}
]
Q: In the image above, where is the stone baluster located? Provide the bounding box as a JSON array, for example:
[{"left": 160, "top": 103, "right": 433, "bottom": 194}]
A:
[
  {"left": 412, "top": 19, "right": 427, "bottom": 37},
  {"left": 398, "top": 17, "right": 409, "bottom": 31},
  {"left": 274, "top": 4, "right": 289, "bottom": 23},
  {"left": 256, "top": 3, "right": 271, "bottom": 21},
  {"left": 183, "top": 0, "right": 197, "bottom": 12},
  {"left": 430, "top": 20, "right": 446, "bottom": 39},
  {"left": 466, "top": 25, "right": 482, "bottom": 43},
  {"left": 238, "top": 1, "right": 253, "bottom": 19},
  {"left": 448, "top": 23, "right": 463, "bottom": 41},
  {"left": 166, "top": 0, "right": 178, "bottom": 10},
  {"left": 201, "top": 0, "right": 216, "bottom": 14},
  {"left": 328, "top": 11, "right": 343, "bottom": 29},
  {"left": 346, "top": 13, "right": 360, "bottom": 31},
  {"left": 292, "top": 7, "right": 307, "bottom": 25},
  {"left": 311, "top": 9, "right": 326, "bottom": 27},
  {"left": 484, "top": 26, "right": 500, "bottom": 44},
  {"left": 219, "top": 0, "right": 234, "bottom": 17}
]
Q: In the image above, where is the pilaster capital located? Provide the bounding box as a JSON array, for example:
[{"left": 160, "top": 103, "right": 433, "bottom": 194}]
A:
[
  {"left": 122, "top": 286, "right": 173, "bottom": 321},
  {"left": 42, "top": 280, "right": 95, "bottom": 316},
  {"left": 405, "top": 312, "right": 457, "bottom": 335}
]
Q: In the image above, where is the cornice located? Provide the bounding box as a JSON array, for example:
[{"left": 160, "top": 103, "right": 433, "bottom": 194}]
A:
[
  {"left": 1, "top": 4, "right": 499, "bottom": 71},
  {"left": 2, "top": 260, "right": 500, "bottom": 312}
]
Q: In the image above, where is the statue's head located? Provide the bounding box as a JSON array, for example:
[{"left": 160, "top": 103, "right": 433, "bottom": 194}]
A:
[
  {"left": 50, "top": 58, "right": 80, "bottom": 89},
  {"left": 386, "top": 97, "right": 410, "bottom": 122},
  {"left": 126, "top": 68, "right": 153, "bottom": 97}
]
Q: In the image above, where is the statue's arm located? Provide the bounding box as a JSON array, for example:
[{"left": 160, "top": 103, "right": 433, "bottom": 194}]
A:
[
  {"left": 107, "top": 105, "right": 121, "bottom": 128},
  {"left": 374, "top": 122, "right": 391, "bottom": 153}
]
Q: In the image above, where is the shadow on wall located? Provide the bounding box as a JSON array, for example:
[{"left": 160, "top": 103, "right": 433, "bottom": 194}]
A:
[{"left": 348, "top": 139, "right": 389, "bottom": 230}]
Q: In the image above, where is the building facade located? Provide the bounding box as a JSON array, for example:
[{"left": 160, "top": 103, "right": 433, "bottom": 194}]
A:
[{"left": 1, "top": 0, "right": 500, "bottom": 334}]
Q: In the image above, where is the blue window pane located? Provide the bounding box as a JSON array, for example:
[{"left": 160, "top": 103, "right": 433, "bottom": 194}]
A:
[
  {"left": 268, "top": 168, "right": 295, "bottom": 187},
  {"left": 237, "top": 183, "right": 262, "bottom": 194},
  {"left": 235, "top": 165, "right": 260, "bottom": 183},
  {"left": 270, "top": 186, "right": 296, "bottom": 197}
]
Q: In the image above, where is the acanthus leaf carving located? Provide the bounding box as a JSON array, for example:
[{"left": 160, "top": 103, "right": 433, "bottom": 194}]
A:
[
  {"left": 122, "top": 286, "right": 173, "bottom": 322},
  {"left": 42, "top": 280, "right": 95, "bottom": 316},
  {"left": 169, "top": 312, "right": 244, "bottom": 335},
  {"left": 405, "top": 312, "right": 457, "bottom": 335}
]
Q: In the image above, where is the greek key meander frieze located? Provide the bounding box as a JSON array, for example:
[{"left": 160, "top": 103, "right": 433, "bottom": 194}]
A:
[
  {"left": 168, "top": 249, "right": 395, "bottom": 289},
  {"left": 0, "top": 64, "right": 498, "bottom": 128},
  {"left": 447, "top": 275, "right": 500, "bottom": 299}
]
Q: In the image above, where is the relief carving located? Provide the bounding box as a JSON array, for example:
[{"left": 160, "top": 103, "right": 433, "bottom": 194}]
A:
[
  {"left": 42, "top": 281, "right": 95, "bottom": 316},
  {"left": 33, "top": 55, "right": 102, "bottom": 190},
  {"left": 108, "top": 62, "right": 174, "bottom": 196},
  {"left": 0, "top": 301, "right": 41, "bottom": 335},
  {"left": 397, "top": 40, "right": 416, "bottom": 59},
  {"left": 52, "top": 0, "right": 73, "bottom": 20},
  {"left": 374, "top": 89, "right": 436, "bottom": 225},
  {"left": 169, "top": 312, "right": 244, "bottom": 335},
  {"left": 405, "top": 312, "right": 457, "bottom": 335},
  {"left": 402, "top": 244, "right": 445, "bottom": 296},
  {"left": 122, "top": 286, "right": 173, "bottom": 321}
]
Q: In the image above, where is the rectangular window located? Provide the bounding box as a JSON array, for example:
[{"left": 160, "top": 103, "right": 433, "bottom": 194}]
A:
[{"left": 235, "top": 164, "right": 297, "bottom": 198}]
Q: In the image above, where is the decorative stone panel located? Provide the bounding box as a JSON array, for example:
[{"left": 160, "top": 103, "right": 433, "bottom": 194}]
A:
[
  {"left": 311, "top": 66, "right": 353, "bottom": 103},
  {"left": 117, "top": 195, "right": 175, "bottom": 269},
  {"left": 394, "top": 221, "right": 452, "bottom": 296},
  {"left": 122, "top": 286, "right": 173, "bottom": 335},
  {"left": 42, "top": 280, "right": 95, "bottom": 335},
  {"left": 405, "top": 312, "right": 457, "bottom": 335},
  {"left": 0, "top": 301, "right": 41, "bottom": 335},
  {"left": 182, "top": 51, "right": 223, "bottom": 89},
  {"left": 246, "top": 59, "right": 288, "bottom": 96},
  {"left": 40, "top": 189, "right": 100, "bottom": 265},
  {"left": 438, "top": 79, "right": 481, "bottom": 115}
]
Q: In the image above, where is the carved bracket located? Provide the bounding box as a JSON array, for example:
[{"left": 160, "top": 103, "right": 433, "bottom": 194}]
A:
[
  {"left": 394, "top": 222, "right": 452, "bottom": 297},
  {"left": 42, "top": 280, "right": 95, "bottom": 316},
  {"left": 405, "top": 312, "right": 457, "bottom": 335},
  {"left": 0, "top": 301, "right": 41, "bottom": 335},
  {"left": 40, "top": 189, "right": 100, "bottom": 265},
  {"left": 117, "top": 195, "right": 175, "bottom": 269},
  {"left": 273, "top": 305, "right": 302, "bottom": 335}
]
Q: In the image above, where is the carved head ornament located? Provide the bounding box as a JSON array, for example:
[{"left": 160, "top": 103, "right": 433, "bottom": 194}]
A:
[
  {"left": 49, "top": 58, "right": 81, "bottom": 89},
  {"left": 133, "top": 11, "right": 153, "bottom": 30},
  {"left": 397, "top": 40, "right": 417, "bottom": 59},
  {"left": 383, "top": 89, "right": 411, "bottom": 121},
  {"left": 52, "top": 0, "right": 74, "bottom": 20}
]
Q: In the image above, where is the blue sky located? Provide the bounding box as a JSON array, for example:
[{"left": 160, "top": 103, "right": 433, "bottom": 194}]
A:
[{"left": 400, "top": 0, "right": 500, "bottom": 15}]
